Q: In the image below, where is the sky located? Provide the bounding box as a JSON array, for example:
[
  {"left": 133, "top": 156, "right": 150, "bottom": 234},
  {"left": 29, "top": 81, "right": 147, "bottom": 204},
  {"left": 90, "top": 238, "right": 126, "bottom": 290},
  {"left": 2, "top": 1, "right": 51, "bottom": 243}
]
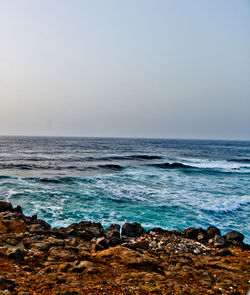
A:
[{"left": 0, "top": 0, "right": 249, "bottom": 140}]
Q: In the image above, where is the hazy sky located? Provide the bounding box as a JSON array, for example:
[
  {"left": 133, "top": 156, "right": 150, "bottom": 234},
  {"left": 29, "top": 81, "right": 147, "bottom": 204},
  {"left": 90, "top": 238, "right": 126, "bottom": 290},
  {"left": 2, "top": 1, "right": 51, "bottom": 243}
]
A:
[{"left": 0, "top": 0, "right": 249, "bottom": 140}]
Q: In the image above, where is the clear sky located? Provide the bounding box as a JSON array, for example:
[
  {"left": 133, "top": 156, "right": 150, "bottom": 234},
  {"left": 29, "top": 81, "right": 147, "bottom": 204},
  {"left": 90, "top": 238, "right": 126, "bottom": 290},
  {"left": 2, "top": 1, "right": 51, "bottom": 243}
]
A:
[{"left": 0, "top": 0, "right": 249, "bottom": 140}]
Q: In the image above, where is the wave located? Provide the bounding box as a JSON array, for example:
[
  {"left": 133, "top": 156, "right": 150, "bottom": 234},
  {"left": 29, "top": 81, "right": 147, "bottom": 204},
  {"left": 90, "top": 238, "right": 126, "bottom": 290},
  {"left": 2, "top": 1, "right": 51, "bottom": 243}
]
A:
[
  {"left": 173, "top": 159, "right": 250, "bottom": 172},
  {"left": 0, "top": 175, "right": 15, "bottom": 180},
  {"left": 228, "top": 158, "right": 250, "bottom": 163},
  {"left": 151, "top": 162, "right": 193, "bottom": 169},
  {"left": 149, "top": 159, "right": 250, "bottom": 174},
  {"left": 203, "top": 195, "right": 250, "bottom": 214},
  {"left": 130, "top": 155, "right": 162, "bottom": 160},
  {"left": 8, "top": 164, "right": 34, "bottom": 170},
  {"left": 36, "top": 178, "right": 63, "bottom": 184},
  {"left": 98, "top": 164, "right": 124, "bottom": 171},
  {"left": 84, "top": 155, "right": 162, "bottom": 161}
]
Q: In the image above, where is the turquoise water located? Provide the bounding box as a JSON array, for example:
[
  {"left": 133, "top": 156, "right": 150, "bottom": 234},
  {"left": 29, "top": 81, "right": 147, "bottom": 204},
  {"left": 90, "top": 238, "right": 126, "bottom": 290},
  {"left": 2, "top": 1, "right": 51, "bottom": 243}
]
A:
[{"left": 0, "top": 137, "right": 249, "bottom": 242}]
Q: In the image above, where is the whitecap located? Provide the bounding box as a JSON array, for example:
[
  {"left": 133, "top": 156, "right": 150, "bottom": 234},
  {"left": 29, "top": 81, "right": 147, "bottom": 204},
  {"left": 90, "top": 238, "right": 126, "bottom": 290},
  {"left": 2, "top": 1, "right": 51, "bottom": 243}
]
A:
[
  {"left": 202, "top": 195, "right": 250, "bottom": 213},
  {"left": 179, "top": 158, "right": 250, "bottom": 172}
]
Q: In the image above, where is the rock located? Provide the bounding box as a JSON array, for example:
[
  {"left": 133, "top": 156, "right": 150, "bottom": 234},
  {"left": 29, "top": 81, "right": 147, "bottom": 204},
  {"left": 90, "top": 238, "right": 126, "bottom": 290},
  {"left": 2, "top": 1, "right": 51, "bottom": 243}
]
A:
[
  {"left": 169, "top": 230, "right": 184, "bottom": 237},
  {"left": 46, "top": 237, "right": 65, "bottom": 247},
  {"left": 48, "top": 228, "right": 66, "bottom": 239},
  {"left": 8, "top": 220, "right": 27, "bottom": 233},
  {"left": 0, "top": 202, "right": 249, "bottom": 295},
  {"left": 94, "top": 237, "right": 108, "bottom": 251},
  {"left": 27, "top": 224, "right": 48, "bottom": 234},
  {"left": 35, "top": 219, "right": 51, "bottom": 230},
  {"left": 23, "top": 236, "right": 40, "bottom": 249},
  {"left": 0, "top": 202, "right": 13, "bottom": 213},
  {"left": 0, "top": 276, "right": 17, "bottom": 291},
  {"left": 197, "top": 233, "right": 206, "bottom": 241},
  {"left": 58, "top": 262, "right": 73, "bottom": 272},
  {"left": 59, "top": 260, "right": 95, "bottom": 273},
  {"left": 78, "top": 248, "right": 91, "bottom": 259},
  {"left": 3, "top": 237, "right": 20, "bottom": 246},
  {"left": 8, "top": 248, "right": 25, "bottom": 261},
  {"left": 29, "top": 242, "right": 50, "bottom": 251},
  {"left": 84, "top": 266, "right": 99, "bottom": 274},
  {"left": 213, "top": 235, "right": 226, "bottom": 248},
  {"left": 28, "top": 219, "right": 51, "bottom": 233},
  {"left": 135, "top": 239, "right": 149, "bottom": 250},
  {"left": 93, "top": 245, "right": 158, "bottom": 267},
  {"left": 70, "top": 261, "right": 94, "bottom": 273},
  {"left": 207, "top": 226, "right": 221, "bottom": 238},
  {"left": 0, "top": 220, "right": 8, "bottom": 234},
  {"left": 184, "top": 227, "right": 198, "bottom": 239},
  {"left": 48, "top": 247, "right": 77, "bottom": 261},
  {"left": 225, "top": 231, "right": 244, "bottom": 243},
  {"left": 241, "top": 242, "right": 250, "bottom": 250},
  {"left": 121, "top": 222, "right": 146, "bottom": 238},
  {"left": 217, "top": 249, "right": 232, "bottom": 257},
  {"left": 13, "top": 205, "right": 23, "bottom": 214},
  {"left": 65, "top": 221, "right": 104, "bottom": 241},
  {"left": 108, "top": 237, "right": 122, "bottom": 247},
  {"left": 148, "top": 227, "right": 167, "bottom": 235},
  {"left": 104, "top": 224, "right": 120, "bottom": 239}
]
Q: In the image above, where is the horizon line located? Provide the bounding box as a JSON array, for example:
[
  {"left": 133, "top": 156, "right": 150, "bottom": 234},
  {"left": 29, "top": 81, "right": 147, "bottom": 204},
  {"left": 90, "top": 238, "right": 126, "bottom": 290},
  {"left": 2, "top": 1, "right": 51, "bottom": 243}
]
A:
[{"left": 0, "top": 134, "right": 249, "bottom": 142}]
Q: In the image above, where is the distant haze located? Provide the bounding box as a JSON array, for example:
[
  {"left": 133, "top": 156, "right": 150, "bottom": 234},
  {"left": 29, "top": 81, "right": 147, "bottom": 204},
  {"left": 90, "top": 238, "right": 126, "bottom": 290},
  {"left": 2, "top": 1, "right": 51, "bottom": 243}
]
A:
[{"left": 0, "top": 0, "right": 249, "bottom": 140}]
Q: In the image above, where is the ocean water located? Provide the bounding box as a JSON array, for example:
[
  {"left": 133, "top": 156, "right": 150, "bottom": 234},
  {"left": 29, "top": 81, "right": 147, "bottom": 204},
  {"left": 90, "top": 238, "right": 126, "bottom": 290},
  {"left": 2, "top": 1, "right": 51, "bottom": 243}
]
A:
[{"left": 0, "top": 136, "right": 249, "bottom": 243}]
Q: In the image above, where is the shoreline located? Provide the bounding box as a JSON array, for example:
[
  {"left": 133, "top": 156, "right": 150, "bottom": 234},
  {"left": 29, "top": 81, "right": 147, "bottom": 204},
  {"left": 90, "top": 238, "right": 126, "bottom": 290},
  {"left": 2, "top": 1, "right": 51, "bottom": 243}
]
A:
[{"left": 0, "top": 201, "right": 249, "bottom": 294}]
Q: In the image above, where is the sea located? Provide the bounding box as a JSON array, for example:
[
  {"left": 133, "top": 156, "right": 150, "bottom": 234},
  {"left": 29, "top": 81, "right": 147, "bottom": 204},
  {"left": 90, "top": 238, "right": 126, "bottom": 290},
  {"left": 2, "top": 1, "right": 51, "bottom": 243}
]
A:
[{"left": 0, "top": 136, "right": 249, "bottom": 243}]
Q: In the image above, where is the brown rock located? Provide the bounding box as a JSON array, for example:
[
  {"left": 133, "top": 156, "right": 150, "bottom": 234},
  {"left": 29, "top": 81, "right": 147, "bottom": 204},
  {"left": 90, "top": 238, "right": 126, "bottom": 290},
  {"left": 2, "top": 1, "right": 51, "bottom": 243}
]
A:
[
  {"left": 207, "top": 226, "right": 221, "bottom": 238},
  {"left": 48, "top": 247, "right": 77, "bottom": 261},
  {"left": 225, "top": 231, "right": 244, "bottom": 243},
  {"left": 0, "top": 202, "right": 13, "bottom": 213},
  {"left": 70, "top": 261, "right": 94, "bottom": 273},
  {"left": 121, "top": 222, "right": 146, "bottom": 238},
  {"left": 0, "top": 276, "right": 17, "bottom": 291},
  {"left": 58, "top": 262, "right": 73, "bottom": 272},
  {"left": 8, "top": 248, "right": 25, "bottom": 261},
  {"left": 0, "top": 220, "right": 8, "bottom": 234},
  {"left": 184, "top": 227, "right": 198, "bottom": 239},
  {"left": 94, "top": 237, "right": 108, "bottom": 251}
]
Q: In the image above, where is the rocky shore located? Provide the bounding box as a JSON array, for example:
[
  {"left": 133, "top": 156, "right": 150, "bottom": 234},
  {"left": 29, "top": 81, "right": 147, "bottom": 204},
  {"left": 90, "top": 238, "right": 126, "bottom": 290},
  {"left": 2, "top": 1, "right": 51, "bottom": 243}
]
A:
[{"left": 0, "top": 201, "right": 249, "bottom": 295}]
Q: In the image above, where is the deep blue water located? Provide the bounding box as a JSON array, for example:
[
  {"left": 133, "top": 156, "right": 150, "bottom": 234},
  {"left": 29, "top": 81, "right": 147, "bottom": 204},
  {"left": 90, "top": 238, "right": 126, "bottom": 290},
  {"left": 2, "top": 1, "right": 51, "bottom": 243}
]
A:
[{"left": 0, "top": 136, "right": 249, "bottom": 242}]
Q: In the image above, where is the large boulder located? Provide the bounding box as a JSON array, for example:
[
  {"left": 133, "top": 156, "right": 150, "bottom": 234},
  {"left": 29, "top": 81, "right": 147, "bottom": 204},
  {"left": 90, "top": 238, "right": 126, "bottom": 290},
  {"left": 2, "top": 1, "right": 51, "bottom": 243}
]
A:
[
  {"left": 0, "top": 202, "right": 13, "bottom": 212},
  {"left": 184, "top": 227, "right": 199, "bottom": 239},
  {"left": 225, "top": 231, "right": 244, "bottom": 243},
  {"left": 207, "top": 226, "right": 221, "bottom": 238},
  {"left": 65, "top": 221, "right": 104, "bottom": 241},
  {"left": 121, "top": 222, "right": 146, "bottom": 238},
  {"left": 105, "top": 224, "right": 120, "bottom": 239}
]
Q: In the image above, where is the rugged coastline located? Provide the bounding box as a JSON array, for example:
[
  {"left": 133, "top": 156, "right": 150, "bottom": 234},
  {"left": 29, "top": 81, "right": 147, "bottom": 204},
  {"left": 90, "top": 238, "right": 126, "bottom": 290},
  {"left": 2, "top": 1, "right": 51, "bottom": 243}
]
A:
[{"left": 0, "top": 201, "right": 249, "bottom": 295}]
